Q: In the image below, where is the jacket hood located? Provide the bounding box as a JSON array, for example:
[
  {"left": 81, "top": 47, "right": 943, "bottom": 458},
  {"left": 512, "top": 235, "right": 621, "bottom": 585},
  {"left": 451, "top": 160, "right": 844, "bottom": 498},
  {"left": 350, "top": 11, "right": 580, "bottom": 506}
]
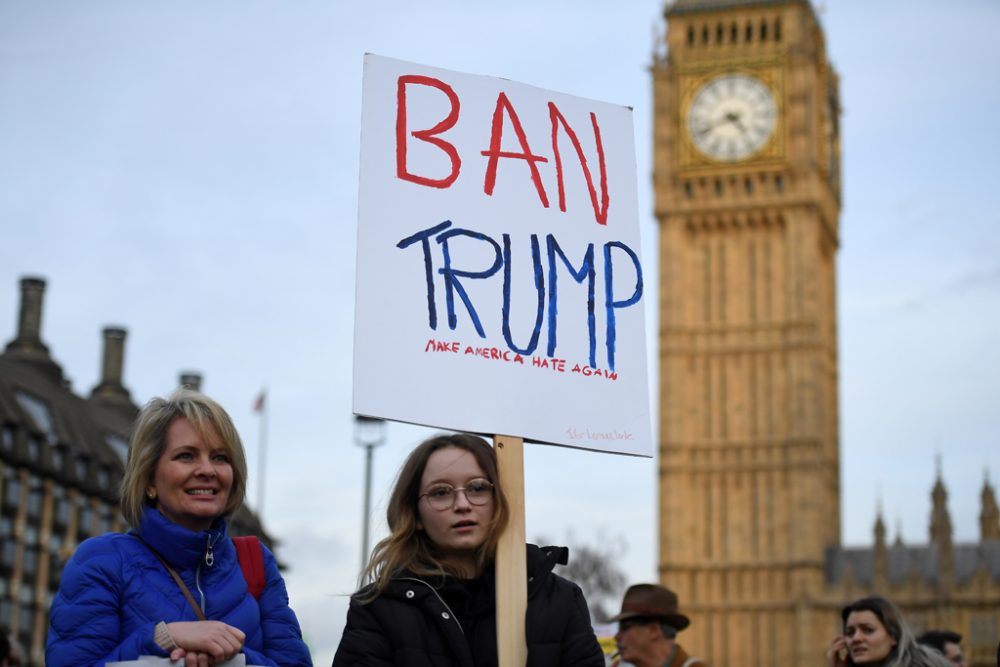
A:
[{"left": 527, "top": 544, "right": 568, "bottom": 596}]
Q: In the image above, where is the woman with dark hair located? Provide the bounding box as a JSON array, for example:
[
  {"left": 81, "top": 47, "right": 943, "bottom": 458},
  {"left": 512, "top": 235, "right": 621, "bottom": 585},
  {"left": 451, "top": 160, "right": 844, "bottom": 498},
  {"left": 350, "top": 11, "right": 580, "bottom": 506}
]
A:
[
  {"left": 826, "top": 596, "right": 949, "bottom": 667},
  {"left": 46, "top": 388, "right": 311, "bottom": 667},
  {"left": 333, "top": 432, "right": 604, "bottom": 666}
]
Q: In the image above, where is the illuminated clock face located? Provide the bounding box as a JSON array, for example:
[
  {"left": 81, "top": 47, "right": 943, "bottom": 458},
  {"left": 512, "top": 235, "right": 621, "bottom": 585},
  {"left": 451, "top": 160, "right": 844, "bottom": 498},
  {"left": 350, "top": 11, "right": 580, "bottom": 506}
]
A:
[{"left": 687, "top": 74, "right": 777, "bottom": 161}]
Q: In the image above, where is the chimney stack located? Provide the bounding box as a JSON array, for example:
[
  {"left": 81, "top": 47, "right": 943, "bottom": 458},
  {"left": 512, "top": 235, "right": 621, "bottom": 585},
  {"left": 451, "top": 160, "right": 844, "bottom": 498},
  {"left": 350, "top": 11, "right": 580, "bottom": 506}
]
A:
[
  {"left": 6, "top": 276, "right": 50, "bottom": 355},
  {"left": 179, "top": 371, "right": 203, "bottom": 392},
  {"left": 91, "top": 326, "right": 132, "bottom": 402},
  {"left": 4, "top": 275, "right": 63, "bottom": 382}
]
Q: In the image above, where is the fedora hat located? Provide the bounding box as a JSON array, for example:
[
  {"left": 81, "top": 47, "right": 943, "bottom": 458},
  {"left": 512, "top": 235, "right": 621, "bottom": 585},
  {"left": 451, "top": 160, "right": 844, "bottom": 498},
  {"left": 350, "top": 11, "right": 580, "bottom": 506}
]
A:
[{"left": 606, "top": 583, "right": 690, "bottom": 630}]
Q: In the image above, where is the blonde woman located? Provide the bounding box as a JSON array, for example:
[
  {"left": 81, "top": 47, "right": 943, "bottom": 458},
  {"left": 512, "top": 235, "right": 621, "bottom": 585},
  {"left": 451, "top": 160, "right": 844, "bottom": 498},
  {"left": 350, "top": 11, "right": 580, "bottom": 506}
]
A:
[{"left": 46, "top": 389, "right": 311, "bottom": 667}]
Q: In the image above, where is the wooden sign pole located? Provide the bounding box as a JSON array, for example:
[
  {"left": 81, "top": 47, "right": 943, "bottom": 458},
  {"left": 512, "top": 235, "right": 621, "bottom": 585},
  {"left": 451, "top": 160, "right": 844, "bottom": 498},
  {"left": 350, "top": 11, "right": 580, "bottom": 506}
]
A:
[{"left": 494, "top": 434, "right": 527, "bottom": 667}]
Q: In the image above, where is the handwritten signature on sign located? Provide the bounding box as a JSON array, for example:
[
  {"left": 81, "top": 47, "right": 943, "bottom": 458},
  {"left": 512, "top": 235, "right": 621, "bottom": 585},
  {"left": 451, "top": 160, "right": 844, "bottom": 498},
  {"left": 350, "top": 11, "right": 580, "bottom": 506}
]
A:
[{"left": 564, "top": 427, "right": 635, "bottom": 441}]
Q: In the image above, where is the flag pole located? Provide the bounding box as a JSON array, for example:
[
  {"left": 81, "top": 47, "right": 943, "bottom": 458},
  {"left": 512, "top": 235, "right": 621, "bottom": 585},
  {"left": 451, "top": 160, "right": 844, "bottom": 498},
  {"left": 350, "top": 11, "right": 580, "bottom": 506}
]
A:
[{"left": 255, "top": 388, "right": 268, "bottom": 520}]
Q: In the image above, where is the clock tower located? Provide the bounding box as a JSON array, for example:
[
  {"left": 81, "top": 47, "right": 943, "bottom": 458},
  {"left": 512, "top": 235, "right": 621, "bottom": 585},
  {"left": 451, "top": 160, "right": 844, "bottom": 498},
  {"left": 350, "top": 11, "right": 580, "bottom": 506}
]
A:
[{"left": 653, "top": 1, "right": 841, "bottom": 665}]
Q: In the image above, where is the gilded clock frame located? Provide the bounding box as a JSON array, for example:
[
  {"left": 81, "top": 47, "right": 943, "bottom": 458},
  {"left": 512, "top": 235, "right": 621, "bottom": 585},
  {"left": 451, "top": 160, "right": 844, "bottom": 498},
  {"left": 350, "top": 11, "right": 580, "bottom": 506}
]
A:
[{"left": 677, "top": 61, "right": 785, "bottom": 171}]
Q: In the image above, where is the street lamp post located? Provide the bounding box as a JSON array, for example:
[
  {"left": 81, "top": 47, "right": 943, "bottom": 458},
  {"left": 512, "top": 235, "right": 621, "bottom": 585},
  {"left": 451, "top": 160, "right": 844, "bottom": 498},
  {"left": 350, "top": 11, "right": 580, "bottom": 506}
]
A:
[{"left": 354, "top": 415, "right": 386, "bottom": 571}]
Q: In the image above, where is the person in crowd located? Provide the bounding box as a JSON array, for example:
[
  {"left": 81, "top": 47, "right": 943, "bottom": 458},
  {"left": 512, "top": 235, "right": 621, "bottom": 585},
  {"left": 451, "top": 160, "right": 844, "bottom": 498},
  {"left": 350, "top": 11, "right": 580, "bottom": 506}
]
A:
[
  {"left": 0, "top": 627, "right": 19, "bottom": 667},
  {"left": 4, "top": 635, "right": 21, "bottom": 667},
  {"left": 917, "top": 630, "right": 968, "bottom": 667},
  {"left": 332, "top": 432, "right": 604, "bottom": 666},
  {"left": 46, "top": 388, "right": 312, "bottom": 667},
  {"left": 607, "top": 583, "right": 706, "bottom": 667},
  {"left": 827, "top": 596, "right": 949, "bottom": 667}
]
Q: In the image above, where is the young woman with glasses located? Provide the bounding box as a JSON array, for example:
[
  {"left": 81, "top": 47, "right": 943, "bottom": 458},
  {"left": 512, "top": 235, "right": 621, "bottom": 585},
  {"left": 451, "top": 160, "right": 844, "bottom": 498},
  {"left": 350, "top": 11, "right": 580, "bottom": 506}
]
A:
[{"left": 332, "top": 432, "right": 604, "bottom": 666}]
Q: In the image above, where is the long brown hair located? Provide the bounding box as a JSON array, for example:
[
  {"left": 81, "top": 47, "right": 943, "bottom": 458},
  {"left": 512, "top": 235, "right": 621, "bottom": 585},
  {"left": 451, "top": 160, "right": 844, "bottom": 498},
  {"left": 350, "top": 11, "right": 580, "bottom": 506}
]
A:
[{"left": 356, "top": 433, "right": 510, "bottom": 601}]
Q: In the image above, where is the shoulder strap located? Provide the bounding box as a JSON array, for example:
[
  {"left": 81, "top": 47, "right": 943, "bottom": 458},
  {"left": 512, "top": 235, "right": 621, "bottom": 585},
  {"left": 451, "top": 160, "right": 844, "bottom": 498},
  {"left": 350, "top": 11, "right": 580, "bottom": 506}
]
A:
[
  {"left": 681, "top": 658, "right": 702, "bottom": 667},
  {"left": 132, "top": 534, "right": 207, "bottom": 621},
  {"left": 233, "top": 535, "right": 266, "bottom": 600}
]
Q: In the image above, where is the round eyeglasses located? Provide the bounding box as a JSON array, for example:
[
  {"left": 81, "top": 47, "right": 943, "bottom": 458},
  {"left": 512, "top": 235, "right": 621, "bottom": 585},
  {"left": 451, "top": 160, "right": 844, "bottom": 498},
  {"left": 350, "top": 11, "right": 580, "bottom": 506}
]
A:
[{"left": 418, "top": 479, "right": 495, "bottom": 511}]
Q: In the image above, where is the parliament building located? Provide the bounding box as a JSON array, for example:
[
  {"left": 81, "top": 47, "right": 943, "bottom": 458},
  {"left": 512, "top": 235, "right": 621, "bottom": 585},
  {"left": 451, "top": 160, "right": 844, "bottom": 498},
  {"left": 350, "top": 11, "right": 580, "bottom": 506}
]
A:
[{"left": 653, "top": 1, "right": 1000, "bottom": 665}]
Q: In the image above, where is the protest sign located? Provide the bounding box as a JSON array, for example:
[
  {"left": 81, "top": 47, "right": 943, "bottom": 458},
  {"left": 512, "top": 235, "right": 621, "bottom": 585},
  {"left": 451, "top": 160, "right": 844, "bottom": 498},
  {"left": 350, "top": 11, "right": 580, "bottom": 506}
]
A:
[
  {"left": 353, "top": 54, "right": 651, "bottom": 457},
  {"left": 107, "top": 657, "right": 257, "bottom": 667}
]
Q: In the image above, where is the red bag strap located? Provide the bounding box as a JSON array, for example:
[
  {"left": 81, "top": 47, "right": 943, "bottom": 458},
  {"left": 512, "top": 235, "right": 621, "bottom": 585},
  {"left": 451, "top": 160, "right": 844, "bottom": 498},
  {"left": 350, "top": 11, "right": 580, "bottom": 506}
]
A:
[{"left": 233, "top": 535, "right": 266, "bottom": 600}]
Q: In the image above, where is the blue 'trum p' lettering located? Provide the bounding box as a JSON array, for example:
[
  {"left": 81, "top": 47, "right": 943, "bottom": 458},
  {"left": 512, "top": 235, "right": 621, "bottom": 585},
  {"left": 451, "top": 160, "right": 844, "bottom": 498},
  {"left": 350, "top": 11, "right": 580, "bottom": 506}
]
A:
[{"left": 397, "top": 220, "right": 641, "bottom": 371}]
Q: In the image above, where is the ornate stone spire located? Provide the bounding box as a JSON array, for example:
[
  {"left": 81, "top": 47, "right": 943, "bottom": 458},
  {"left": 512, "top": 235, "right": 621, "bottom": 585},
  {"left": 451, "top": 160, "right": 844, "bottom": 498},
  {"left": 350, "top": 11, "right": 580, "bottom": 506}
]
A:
[
  {"left": 930, "top": 455, "right": 953, "bottom": 547},
  {"left": 929, "top": 455, "right": 954, "bottom": 584},
  {"left": 874, "top": 508, "right": 887, "bottom": 547},
  {"left": 873, "top": 501, "right": 887, "bottom": 589},
  {"left": 981, "top": 469, "right": 1000, "bottom": 541}
]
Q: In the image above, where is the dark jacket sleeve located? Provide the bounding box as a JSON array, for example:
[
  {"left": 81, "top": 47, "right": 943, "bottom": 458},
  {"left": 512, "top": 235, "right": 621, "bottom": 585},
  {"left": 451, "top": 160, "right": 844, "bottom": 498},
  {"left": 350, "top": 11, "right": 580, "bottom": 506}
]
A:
[
  {"left": 45, "top": 538, "right": 167, "bottom": 666},
  {"left": 242, "top": 543, "right": 313, "bottom": 667},
  {"left": 332, "top": 597, "right": 395, "bottom": 667},
  {"left": 558, "top": 580, "right": 605, "bottom": 667}
]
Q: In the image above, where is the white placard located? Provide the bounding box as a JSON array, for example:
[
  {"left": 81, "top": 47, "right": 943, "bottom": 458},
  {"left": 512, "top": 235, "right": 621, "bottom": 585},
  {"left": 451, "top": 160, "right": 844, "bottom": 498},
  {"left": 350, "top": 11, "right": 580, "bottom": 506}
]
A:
[
  {"left": 107, "top": 657, "right": 256, "bottom": 667},
  {"left": 353, "top": 54, "right": 651, "bottom": 456}
]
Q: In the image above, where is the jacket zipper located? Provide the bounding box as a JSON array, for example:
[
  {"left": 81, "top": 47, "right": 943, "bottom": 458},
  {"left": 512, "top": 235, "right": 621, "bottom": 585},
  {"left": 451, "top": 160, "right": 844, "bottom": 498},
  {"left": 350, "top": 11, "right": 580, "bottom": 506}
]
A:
[{"left": 195, "top": 533, "right": 218, "bottom": 613}]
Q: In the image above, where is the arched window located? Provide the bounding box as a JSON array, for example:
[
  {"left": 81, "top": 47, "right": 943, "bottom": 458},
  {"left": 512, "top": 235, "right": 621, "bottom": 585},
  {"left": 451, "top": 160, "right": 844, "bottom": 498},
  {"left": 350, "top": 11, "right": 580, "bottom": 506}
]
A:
[
  {"left": 26, "top": 436, "right": 40, "bottom": 462},
  {"left": 2, "top": 472, "right": 20, "bottom": 514},
  {"left": 27, "top": 476, "right": 43, "bottom": 519},
  {"left": 74, "top": 454, "right": 89, "bottom": 482},
  {"left": 52, "top": 443, "right": 66, "bottom": 472}
]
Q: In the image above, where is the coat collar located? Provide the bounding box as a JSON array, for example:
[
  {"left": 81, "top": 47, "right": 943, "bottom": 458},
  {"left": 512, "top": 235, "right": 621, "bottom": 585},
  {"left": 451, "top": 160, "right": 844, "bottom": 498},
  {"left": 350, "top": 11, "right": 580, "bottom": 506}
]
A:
[
  {"left": 382, "top": 543, "right": 568, "bottom": 600},
  {"left": 133, "top": 507, "right": 229, "bottom": 569}
]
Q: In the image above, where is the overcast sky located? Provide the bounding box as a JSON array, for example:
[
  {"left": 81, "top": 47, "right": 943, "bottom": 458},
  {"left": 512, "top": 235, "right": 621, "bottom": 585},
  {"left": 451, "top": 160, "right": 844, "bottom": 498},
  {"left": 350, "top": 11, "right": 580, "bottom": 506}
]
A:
[{"left": 1, "top": 1, "right": 998, "bottom": 662}]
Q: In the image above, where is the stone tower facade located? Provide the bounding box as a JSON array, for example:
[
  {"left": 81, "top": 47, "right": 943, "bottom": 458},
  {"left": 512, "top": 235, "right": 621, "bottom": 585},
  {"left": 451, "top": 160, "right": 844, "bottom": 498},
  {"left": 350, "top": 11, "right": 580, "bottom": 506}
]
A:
[
  {"left": 652, "top": 2, "right": 1000, "bottom": 666},
  {"left": 652, "top": 0, "right": 841, "bottom": 664}
]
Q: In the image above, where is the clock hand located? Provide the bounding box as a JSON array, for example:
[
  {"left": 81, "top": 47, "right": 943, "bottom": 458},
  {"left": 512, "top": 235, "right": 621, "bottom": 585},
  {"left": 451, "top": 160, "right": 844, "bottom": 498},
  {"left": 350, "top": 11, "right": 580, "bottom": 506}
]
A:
[
  {"left": 694, "top": 114, "right": 731, "bottom": 137},
  {"left": 692, "top": 123, "right": 714, "bottom": 137},
  {"left": 724, "top": 111, "right": 749, "bottom": 134}
]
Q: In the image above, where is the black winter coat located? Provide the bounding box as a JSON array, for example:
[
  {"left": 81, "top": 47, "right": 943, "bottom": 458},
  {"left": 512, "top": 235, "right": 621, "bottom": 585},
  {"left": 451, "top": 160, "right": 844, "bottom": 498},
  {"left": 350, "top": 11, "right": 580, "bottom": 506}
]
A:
[{"left": 332, "top": 545, "right": 604, "bottom": 667}]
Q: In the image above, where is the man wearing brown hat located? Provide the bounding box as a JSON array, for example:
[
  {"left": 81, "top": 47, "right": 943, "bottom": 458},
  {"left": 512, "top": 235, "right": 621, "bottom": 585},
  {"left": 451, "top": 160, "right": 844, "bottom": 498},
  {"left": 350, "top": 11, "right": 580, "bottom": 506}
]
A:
[{"left": 608, "top": 584, "right": 706, "bottom": 667}]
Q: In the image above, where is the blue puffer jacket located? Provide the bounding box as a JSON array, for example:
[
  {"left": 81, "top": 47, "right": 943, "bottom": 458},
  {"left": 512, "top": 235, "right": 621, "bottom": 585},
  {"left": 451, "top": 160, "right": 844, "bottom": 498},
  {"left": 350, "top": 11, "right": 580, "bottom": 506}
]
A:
[{"left": 45, "top": 508, "right": 312, "bottom": 667}]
